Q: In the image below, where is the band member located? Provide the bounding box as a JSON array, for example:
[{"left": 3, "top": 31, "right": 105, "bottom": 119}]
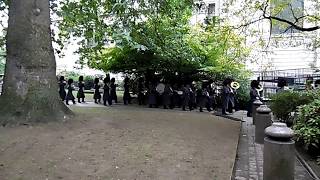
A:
[
  {"left": 148, "top": 82, "right": 157, "bottom": 108},
  {"left": 103, "top": 77, "right": 110, "bottom": 106},
  {"left": 123, "top": 77, "right": 131, "bottom": 105},
  {"left": 197, "top": 83, "right": 208, "bottom": 112},
  {"left": 93, "top": 78, "right": 101, "bottom": 104},
  {"left": 189, "top": 82, "right": 197, "bottom": 110},
  {"left": 181, "top": 84, "right": 191, "bottom": 111},
  {"left": 222, "top": 78, "right": 233, "bottom": 115},
  {"left": 77, "top": 76, "right": 85, "bottom": 103},
  {"left": 137, "top": 78, "right": 145, "bottom": 105},
  {"left": 66, "top": 79, "right": 76, "bottom": 105},
  {"left": 110, "top": 78, "right": 118, "bottom": 103},
  {"left": 247, "top": 80, "right": 262, "bottom": 117},
  {"left": 58, "top": 76, "right": 66, "bottom": 101},
  {"left": 162, "top": 83, "right": 173, "bottom": 109},
  {"left": 277, "top": 78, "right": 287, "bottom": 93}
]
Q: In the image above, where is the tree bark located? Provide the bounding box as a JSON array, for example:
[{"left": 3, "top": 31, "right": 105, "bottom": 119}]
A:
[{"left": 0, "top": 0, "right": 72, "bottom": 125}]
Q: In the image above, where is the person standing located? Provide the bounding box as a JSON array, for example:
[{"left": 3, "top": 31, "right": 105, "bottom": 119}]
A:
[
  {"left": 103, "top": 77, "right": 110, "bottom": 106},
  {"left": 93, "top": 78, "right": 101, "bottom": 104},
  {"left": 77, "top": 76, "right": 85, "bottom": 103},
  {"left": 123, "top": 77, "right": 131, "bottom": 105},
  {"left": 66, "top": 79, "right": 76, "bottom": 105},
  {"left": 58, "top": 76, "right": 66, "bottom": 101},
  {"left": 110, "top": 78, "right": 117, "bottom": 103}
]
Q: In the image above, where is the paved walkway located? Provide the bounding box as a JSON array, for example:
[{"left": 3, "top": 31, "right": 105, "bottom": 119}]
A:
[{"left": 229, "top": 111, "right": 315, "bottom": 180}]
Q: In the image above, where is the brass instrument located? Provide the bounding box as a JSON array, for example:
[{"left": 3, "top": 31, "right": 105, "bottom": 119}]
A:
[
  {"left": 256, "top": 84, "right": 263, "bottom": 92},
  {"left": 231, "top": 81, "right": 240, "bottom": 90}
]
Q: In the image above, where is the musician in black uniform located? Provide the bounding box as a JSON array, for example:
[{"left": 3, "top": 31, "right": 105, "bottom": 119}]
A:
[
  {"left": 189, "top": 82, "right": 197, "bottom": 110},
  {"left": 148, "top": 82, "right": 157, "bottom": 108},
  {"left": 181, "top": 84, "right": 191, "bottom": 111},
  {"left": 93, "top": 78, "right": 101, "bottom": 104},
  {"left": 197, "top": 83, "right": 208, "bottom": 112},
  {"left": 66, "top": 79, "right": 76, "bottom": 105},
  {"left": 137, "top": 78, "right": 145, "bottom": 105},
  {"left": 110, "top": 78, "right": 117, "bottom": 103},
  {"left": 103, "top": 77, "right": 110, "bottom": 106},
  {"left": 58, "top": 76, "right": 66, "bottom": 101},
  {"left": 123, "top": 77, "right": 131, "bottom": 105},
  {"left": 162, "top": 83, "right": 173, "bottom": 109},
  {"left": 77, "top": 76, "right": 85, "bottom": 103}
]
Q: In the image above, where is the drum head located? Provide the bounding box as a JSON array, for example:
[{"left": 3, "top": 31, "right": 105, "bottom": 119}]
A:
[{"left": 156, "top": 83, "right": 165, "bottom": 94}]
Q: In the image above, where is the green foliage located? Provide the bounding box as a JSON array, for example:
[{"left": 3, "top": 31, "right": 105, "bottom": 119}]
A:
[
  {"left": 270, "top": 91, "right": 316, "bottom": 121},
  {"left": 84, "top": 75, "right": 94, "bottom": 90},
  {"left": 58, "top": 0, "right": 250, "bottom": 86},
  {"left": 0, "top": 48, "right": 5, "bottom": 74},
  {"left": 294, "top": 99, "right": 320, "bottom": 150}
]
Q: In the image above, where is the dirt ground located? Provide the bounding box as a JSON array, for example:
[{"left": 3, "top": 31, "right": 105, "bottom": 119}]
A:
[{"left": 0, "top": 105, "right": 240, "bottom": 180}]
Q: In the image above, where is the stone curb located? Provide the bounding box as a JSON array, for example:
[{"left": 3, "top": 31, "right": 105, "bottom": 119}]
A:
[{"left": 296, "top": 150, "right": 320, "bottom": 180}]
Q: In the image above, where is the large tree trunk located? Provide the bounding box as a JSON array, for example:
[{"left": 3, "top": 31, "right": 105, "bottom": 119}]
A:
[{"left": 0, "top": 0, "right": 72, "bottom": 125}]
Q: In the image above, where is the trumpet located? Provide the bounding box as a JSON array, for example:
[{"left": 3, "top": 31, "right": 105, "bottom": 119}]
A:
[{"left": 231, "top": 81, "right": 240, "bottom": 89}]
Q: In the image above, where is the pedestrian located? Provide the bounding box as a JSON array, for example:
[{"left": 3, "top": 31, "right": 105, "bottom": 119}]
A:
[
  {"left": 58, "top": 76, "right": 66, "bottom": 101},
  {"left": 66, "top": 78, "right": 76, "bottom": 105},
  {"left": 123, "top": 77, "right": 131, "bottom": 105},
  {"left": 103, "top": 77, "right": 110, "bottom": 106},
  {"left": 77, "top": 76, "right": 85, "bottom": 103},
  {"left": 110, "top": 78, "right": 118, "bottom": 103},
  {"left": 93, "top": 78, "right": 101, "bottom": 104}
]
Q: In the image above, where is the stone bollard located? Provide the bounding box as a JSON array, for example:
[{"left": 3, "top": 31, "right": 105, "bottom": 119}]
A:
[
  {"left": 263, "top": 122, "right": 295, "bottom": 180},
  {"left": 255, "top": 105, "right": 272, "bottom": 144},
  {"left": 252, "top": 98, "right": 263, "bottom": 125}
]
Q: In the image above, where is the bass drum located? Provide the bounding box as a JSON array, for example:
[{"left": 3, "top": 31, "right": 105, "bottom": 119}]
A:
[{"left": 156, "top": 83, "right": 165, "bottom": 94}]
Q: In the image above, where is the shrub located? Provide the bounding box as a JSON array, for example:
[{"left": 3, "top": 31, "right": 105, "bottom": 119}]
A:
[
  {"left": 84, "top": 75, "right": 94, "bottom": 90},
  {"left": 270, "top": 91, "right": 314, "bottom": 121},
  {"left": 294, "top": 99, "right": 320, "bottom": 151}
]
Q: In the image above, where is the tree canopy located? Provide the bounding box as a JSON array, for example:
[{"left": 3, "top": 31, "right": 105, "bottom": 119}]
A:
[{"left": 57, "top": 0, "right": 250, "bottom": 83}]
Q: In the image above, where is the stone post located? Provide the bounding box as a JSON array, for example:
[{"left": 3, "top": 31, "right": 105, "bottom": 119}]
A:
[
  {"left": 255, "top": 105, "right": 272, "bottom": 144},
  {"left": 252, "top": 98, "right": 263, "bottom": 125},
  {"left": 263, "top": 122, "right": 295, "bottom": 180}
]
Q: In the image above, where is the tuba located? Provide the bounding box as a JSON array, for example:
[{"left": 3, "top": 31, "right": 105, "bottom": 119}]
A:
[
  {"left": 231, "top": 81, "right": 240, "bottom": 90},
  {"left": 256, "top": 84, "right": 263, "bottom": 92}
]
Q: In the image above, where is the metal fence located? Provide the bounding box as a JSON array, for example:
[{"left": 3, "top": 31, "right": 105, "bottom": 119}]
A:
[{"left": 254, "top": 68, "right": 320, "bottom": 98}]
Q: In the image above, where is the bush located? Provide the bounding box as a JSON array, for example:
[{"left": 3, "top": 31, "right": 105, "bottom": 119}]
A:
[
  {"left": 270, "top": 91, "right": 314, "bottom": 121},
  {"left": 84, "top": 75, "right": 94, "bottom": 90},
  {"left": 294, "top": 99, "right": 320, "bottom": 151}
]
